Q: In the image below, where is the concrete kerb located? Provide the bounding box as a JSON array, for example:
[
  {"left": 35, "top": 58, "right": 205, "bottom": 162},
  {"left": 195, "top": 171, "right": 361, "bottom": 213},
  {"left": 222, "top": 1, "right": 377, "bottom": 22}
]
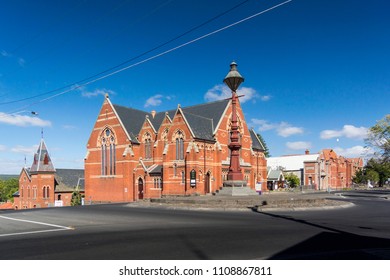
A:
[{"left": 127, "top": 192, "right": 354, "bottom": 212}]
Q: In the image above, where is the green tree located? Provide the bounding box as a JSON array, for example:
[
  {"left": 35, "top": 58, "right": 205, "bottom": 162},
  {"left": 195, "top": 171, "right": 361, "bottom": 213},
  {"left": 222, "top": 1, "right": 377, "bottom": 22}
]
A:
[
  {"left": 71, "top": 189, "right": 84, "bottom": 206},
  {"left": 365, "top": 158, "right": 390, "bottom": 187},
  {"left": 352, "top": 169, "right": 365, "bottom": 184},
  {"left": 257, "top": 133, "right": 270, "bottom": 157},
  {"left": 0, "top": 178, "right": 19, "bottom": 202},
  {"left": 353, "top": 158, "right": 390, "bottom": 187},
  {"left": 284, "top": 173, "right": 300, "bottom": 188},
  {"left": 366, "top": 114, "right": 390, "bottom": 163}
]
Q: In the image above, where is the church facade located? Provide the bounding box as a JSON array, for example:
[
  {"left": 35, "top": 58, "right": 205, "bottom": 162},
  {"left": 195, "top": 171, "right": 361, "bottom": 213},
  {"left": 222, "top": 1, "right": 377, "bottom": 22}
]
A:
[
  {"left": 14, "top": 138, "right": 84, "bottom": 209},
  {"left": 84, "top": 94, "right": 267, "bottom": 204}
]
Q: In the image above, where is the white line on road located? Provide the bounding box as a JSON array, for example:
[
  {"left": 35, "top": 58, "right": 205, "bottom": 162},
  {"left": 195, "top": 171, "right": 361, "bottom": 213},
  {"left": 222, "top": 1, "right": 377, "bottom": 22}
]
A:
[{"left": 0, "top": 215, "right": 73, "bottom": 237}]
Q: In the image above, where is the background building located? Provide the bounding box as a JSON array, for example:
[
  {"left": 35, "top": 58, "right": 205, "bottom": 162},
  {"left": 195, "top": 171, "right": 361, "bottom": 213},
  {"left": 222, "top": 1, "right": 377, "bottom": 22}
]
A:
[
  {"left": 267, "top": 149, "right": 363, "bottom": 190},
  {"left": 13, "top": 139, "right": 84, "bottom": 209}
]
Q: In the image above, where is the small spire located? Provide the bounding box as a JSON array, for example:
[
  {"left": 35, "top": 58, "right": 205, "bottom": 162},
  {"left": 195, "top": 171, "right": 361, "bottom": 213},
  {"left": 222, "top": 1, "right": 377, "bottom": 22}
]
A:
[
  {"left": 41, "top": 128, "right": 44, "bottom": 139},
  {"left": 105, "top": 93, "right": 109, "bottom": 99}
]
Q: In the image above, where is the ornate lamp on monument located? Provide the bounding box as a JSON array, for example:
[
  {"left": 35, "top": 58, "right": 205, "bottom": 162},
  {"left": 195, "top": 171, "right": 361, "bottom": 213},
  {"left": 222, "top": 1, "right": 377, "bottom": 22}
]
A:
[{"left": 222, "top": 61, "right": 251, "bottom": 193}]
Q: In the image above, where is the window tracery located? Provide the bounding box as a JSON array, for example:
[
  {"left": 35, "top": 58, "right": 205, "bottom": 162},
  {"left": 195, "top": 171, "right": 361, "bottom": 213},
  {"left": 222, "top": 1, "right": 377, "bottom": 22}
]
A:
[{"left": 100, "top": 128, "right": 116, "bottom": 175}]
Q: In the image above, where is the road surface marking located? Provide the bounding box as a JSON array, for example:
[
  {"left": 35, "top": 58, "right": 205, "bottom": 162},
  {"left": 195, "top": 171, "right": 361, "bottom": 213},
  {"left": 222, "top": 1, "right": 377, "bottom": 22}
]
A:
[{"left": 0, "top": 215, "right": 73, "bottom": 237}]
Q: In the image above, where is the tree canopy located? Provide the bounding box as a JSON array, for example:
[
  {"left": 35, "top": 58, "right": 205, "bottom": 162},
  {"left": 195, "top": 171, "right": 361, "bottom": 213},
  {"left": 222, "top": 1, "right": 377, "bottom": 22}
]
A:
[
  {"left": 365, "top": 114, "right": 390, "bottom": 163},
  {"left": 353, "top": 115, "right": 390, "bottom": 187},
  {"left": 257, "top": 133, "right": 270, "bottom": 157},
  {"left": 0, "top": 178, "right": 19, "bottom": 202},
  {"left": 284, "top": 173, "right": 300, "bottom": 188}
]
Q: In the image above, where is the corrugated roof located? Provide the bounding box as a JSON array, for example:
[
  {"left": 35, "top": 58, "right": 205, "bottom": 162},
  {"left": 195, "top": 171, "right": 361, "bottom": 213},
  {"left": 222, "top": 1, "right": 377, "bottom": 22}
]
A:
[
  {"left": 267, "top": 169, "right": 284, "bottom": 181},
  {"left": 267, "top": 154, "right": 320, "bottom": 171}
]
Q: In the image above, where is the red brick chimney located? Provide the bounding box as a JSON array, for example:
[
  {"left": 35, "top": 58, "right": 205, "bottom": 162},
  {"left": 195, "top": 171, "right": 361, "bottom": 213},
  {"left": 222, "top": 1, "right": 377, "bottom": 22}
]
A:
[{"left": 305, "top": 149, "right": 310, "bottom": 155}]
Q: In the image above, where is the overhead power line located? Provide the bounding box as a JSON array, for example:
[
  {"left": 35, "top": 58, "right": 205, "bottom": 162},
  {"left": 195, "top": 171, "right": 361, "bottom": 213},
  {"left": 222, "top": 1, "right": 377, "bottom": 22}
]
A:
[
  {"left": 1, "top": 0, "right": 250, "bottom": 106},
  {"left": 8, "top": 0, "right": 292, "bottom": 114}
]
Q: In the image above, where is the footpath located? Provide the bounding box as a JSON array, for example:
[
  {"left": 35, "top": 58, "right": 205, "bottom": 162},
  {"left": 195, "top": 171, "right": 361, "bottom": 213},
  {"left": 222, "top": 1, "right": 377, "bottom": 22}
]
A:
[{"left": 130, "top": 190, "right": 353, "bottom": 212}]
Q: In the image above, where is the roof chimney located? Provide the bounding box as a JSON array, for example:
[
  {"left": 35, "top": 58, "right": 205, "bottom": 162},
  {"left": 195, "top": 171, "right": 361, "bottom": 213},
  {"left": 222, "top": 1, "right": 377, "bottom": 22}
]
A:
[
  {"left": 305, "top": 149, "right": 310, "bottom": 155},
  {"left": 151, "top": 110, "right": 156, "bottom": 119}
]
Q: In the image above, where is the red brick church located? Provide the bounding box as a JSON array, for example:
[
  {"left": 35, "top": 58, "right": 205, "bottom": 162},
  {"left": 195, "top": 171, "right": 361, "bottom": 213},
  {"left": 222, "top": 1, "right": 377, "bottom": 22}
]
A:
[
  {"left": 14, "top": 138, "right": 84, "bottom": 209},
  {"left": 84, "top": 63, "right": 268, "bottom": 203}
]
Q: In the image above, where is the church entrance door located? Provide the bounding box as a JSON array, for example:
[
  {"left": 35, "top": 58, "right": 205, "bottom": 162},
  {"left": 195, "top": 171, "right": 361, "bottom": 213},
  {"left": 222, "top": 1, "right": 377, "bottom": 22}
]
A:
[
  {"left": 138, "top": 178, "right": 144, "bottom": 200},
  {"left": 205, "top": 172, "right": 211, "bottom": 193}
]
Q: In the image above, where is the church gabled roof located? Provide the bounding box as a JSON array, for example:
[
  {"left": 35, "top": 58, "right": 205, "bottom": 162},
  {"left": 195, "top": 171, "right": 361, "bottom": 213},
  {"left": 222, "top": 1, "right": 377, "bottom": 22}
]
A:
[
  {"left": 30, "top": 139, "right": 55, "bottom": 174},
  {"left": 112, "top": 99, "right": 230, "bottom": 143},
  {"left": 250, "top": 129, "right": 266, "bottom": 151},
  {"left": 112, "top": 104, "right": 148, "bottom": 144}
]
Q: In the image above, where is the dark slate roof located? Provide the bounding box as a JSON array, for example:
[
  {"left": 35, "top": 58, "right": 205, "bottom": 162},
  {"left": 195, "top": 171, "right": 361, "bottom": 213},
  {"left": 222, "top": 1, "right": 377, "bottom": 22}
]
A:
[
  {"left": 182, "top": 99, "right": 229, "bottom": 125},
  {"left": 250, "top": 129, "right": 265, "bottom": 151},
  {"left": 113, "top": 104, "right": 149, "bottom": 144},
  {"left": 149, "top": 110, "right": 175, "bottom": 130},
  {"left": 180, "top": 100, "right": 230, "bottom": 141},
  {"left": 182, "top": 111, "right": 214, "bottom": 141},
  {"left": 30, "top": 139, "right": 56, "bottom": 174},
  {"left": 113, "top": 99, "right": 230, "bottom": 142},
  {"left": 55, "top": 169, "right": 84, "bottom": 192},
  {"left": 149, "top": 165, "right": 163, "bottom": 175}
]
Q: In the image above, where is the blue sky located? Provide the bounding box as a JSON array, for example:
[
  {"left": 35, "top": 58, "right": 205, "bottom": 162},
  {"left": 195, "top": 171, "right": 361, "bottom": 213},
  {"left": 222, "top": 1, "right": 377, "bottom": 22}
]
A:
[{"left": 0, "top": 0, "right": 389, "bottom": 174}]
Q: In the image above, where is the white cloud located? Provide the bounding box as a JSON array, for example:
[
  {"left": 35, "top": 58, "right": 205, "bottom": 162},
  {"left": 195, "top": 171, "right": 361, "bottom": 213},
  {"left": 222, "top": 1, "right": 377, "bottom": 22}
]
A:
[
  {"left": 0, "top": 158, "right": 24, "bottom": 174},
  {"left": 286, "top": 141, "right": 312, "bottom": 150},
  {"left": 1, "top": 50, "right": 10, "bottom": 57},
  {"left": 144, "top": 94, "right": 174, "bottom": 108},
  {"left": 18, "top": 58, "right": 25, "bottom": 67},
  {"left": 0, "top": 112, "right": 51, "bottom": 127},
  {"left": 79, "top": 87, "right": 115, "bottom": 98},
  {"left": 260, "top": 95, "right": 271, "bottom": 101},
  {"left": 204, "top": 84, "right": 267, "bottom": 104},
  {"left": 250, "top": 119, "right": 276, "bottom": 131},
  {"left": 251, "top": 119, "right": 304, "bottom": 137},
  {"left": 277, "top": 122, "right": 304, "bottom": 137},
  {"left": 333, "top": 145, "right": 374, "bottom": 158},
  {"left": 0, "top": 145, "right": 6, "bottom": 151},
  {"left": 320, "top": 125, "right": 368, "bottom": 140},
  {"left": 1, "top": 50, "right": 25, "bottom": 67},
  {"left": 144, "top": 94, "right": 163, "bottom": 108},
  {"left": 62, "top": 125, "right": 77, "bottom": 130},
  {"left": 11, "top": 145, "right": 38, "bottom": 154}
]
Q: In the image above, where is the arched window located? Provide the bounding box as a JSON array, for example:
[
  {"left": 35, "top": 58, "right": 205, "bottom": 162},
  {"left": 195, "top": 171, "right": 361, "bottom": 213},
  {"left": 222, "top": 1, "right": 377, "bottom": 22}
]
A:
[
  {"left": 32, "top": 187, "right": 37, "bottom": 199},
  {"left": 175, "top": 131, "right": 184, "bottom": 160},
  {"left": 43, "top": 186, "right": 50, "bottom": 199},
  {"left": 144, "top": 133, "right": 152, "bottom": 159},
  {"left": 100, "top": 128, "right": 116, "bottom": 175}
]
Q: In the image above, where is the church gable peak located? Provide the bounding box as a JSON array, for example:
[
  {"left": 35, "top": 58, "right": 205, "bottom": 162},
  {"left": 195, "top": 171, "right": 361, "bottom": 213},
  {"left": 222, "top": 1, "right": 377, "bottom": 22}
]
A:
[{"left": 30, "top": 138, "right": 56, "bottom": 173}]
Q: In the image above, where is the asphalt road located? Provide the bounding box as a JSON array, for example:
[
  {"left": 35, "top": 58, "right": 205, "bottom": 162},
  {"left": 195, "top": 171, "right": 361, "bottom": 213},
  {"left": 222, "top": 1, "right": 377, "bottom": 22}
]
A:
[{"left": 1, "top": 191, "right": 390, "bottom": 260}]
